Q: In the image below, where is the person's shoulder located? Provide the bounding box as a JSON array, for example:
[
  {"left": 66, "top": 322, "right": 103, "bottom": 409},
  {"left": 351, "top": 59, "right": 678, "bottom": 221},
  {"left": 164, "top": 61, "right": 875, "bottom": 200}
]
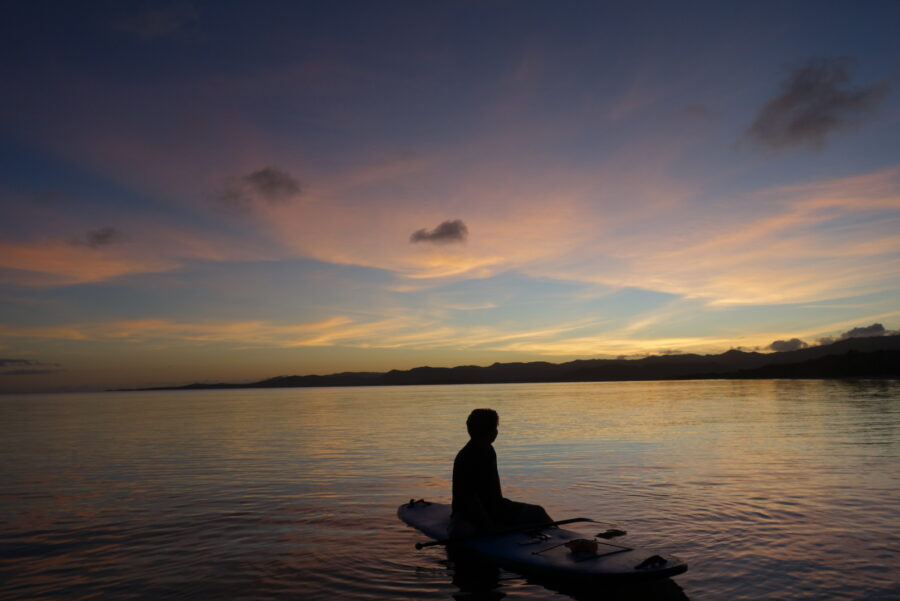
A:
[
  {"left": 455, "top": 441, "right": 474, "bottom": 459},
  {"left": 456, "top": 440, "right": 493, "bottom": 460},
  {"left": 455, "top": 441, "right": 472, "bottom": 458}
]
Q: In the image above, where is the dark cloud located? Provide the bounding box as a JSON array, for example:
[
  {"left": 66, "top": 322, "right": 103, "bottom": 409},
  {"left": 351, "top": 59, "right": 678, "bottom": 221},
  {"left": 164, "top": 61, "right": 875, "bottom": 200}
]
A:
[
  {"left": 69, "top": 226, "right": 125, "bottom": 249},
  {"left": 216, "top": 167, "right": 301, "bottom": 212},
  {"left": 1, "top": 369, "right": 64, "bottom": 376},
  {"left": 244, "top": 168, "right": 301, "bottom": 202},
  {"left": 840, "top": 323, "right": 886, "bottom": 339},
  {"left": 87, "top": 226, "right": 124, "bottom": 248},
  {"left": 410, "top": 220, "right": 468, "bottom": 244},
  {"left": 748, "top": 58, "right": 888, "bottom": 149},
  {"left": 0, "top": 358, "right": 37, "bottom": 367},
  {"left": 816, "top": 323, "right": 899, "bottom": 346},
  {"left": 0, "top": 358, "right": 61, "bottom": 375},
  {"left": 768, "top": 338, "right": 809, "bottom": 352},
  {"left": 114, "top": 2, "right": 198, "bottom": 38}
]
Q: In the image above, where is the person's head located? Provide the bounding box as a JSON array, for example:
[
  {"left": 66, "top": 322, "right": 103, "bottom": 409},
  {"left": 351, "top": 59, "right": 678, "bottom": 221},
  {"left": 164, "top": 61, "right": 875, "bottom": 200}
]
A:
[{"left": 466, "top": 408, "right": 499, "bottom": 442}]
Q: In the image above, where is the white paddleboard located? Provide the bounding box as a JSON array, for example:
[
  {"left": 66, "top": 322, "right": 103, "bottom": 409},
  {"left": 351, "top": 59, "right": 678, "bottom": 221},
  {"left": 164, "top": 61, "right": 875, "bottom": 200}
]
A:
[{"left": 398, "top": 500, "right": 688, "bottom": 583}]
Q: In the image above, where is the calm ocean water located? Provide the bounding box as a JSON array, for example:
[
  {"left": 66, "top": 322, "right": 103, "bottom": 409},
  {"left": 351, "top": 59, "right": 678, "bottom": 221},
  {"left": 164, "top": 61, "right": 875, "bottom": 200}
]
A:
[{"left": 1, "top": 380, "right": 898, "bottom": 601}]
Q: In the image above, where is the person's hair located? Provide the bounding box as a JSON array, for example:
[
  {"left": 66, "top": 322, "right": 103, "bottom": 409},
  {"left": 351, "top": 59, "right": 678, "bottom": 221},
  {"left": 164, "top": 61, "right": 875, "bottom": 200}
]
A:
[{"left": 466, "top": 408, "right": 499, "bottom": 438}]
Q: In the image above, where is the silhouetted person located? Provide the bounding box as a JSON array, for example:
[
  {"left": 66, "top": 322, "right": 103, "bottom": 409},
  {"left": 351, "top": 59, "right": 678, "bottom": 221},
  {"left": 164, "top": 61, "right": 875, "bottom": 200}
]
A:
[{"left": 449, "top": 408, "right": 552, "bottom": 538}]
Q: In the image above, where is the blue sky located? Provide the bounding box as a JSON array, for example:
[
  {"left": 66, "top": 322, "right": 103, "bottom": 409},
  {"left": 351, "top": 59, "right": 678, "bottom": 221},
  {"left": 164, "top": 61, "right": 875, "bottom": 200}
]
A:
[{"left": 1, "top": 1, "right": 899, "bottom": 391}]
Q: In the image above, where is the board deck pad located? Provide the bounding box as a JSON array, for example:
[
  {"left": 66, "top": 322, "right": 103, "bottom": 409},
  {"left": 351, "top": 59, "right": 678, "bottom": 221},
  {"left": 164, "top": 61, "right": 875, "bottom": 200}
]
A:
[{"left": 398, "top": 500, "right": 687, "bottom": 583}]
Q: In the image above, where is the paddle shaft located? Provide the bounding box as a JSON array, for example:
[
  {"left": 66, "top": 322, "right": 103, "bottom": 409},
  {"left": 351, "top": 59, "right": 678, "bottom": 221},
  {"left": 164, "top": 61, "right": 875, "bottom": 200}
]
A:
[{"left": 415, "top": 517, "right": 596, "bottom": 549}]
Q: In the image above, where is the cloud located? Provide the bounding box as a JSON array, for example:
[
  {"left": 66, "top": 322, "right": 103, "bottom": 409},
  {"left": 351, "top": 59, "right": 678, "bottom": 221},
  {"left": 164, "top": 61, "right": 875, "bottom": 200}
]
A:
[
  {"left": 839, "top": 323, "right": 886, "bottom": 339},
  {"left": 0, "top": 210, "right": 279, "bottom": 287},
  {"left": 0, "top": 239, "right": 176, "bottom": 286},
  {"left": 70, "top": 226, "right": 126, "bottom": 249},
  {"left": 768, "top": 338, "right": 809, "bottom": 352},
  {"left": 244, "top": 168, "right": 302, "bottom": 202},
  {"left": 816, "top": 323, "right": 899, "bottom": 346},
  {"left": 410, "top": 220, "right": 469, "bottom": 244},
  {"left": 593, "top": 166, "right": 900, "bottom": 306},
  {"left": 748, "top": 57, "right": 889, "bottom": 149},
  {"left": 217, "top": 167, "right": 302, "bottom": 212},
  {"left": 114, "top": 2, "right": 198, "bottom": 38},
  {"left": 1, "top": 369, "right": 64, "bottom": 376},
  {"left": 0, "top": 358, "right": 61, "bottom": 375},
  {"left": 0, "top": 316, "right": 376, "bottom": 348},
  {"left": 0, "top": 358, "right": 41, "bottom": 367}
]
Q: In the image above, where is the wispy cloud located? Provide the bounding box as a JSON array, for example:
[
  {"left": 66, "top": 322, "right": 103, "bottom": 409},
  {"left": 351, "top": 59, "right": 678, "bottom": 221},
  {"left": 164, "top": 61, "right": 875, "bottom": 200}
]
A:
[
  {"left": 0, "top": 313, "right": 642, "bottom": 356},
  {"left": 248, "top": 156, "right": 899, "bottom": 305},
  {"left": 487, "top": 333, "right": 742, "bottom": 357},
  {"left": 0, "top": 215, "right": 277, "bottom": 287},
  {"left": 0, "top": 240, "right": 176, "bottom": 286},
  {"left": 0, "top": 316, "right": 414, "bottom": 349},
  {"left": 399, "top": 255, "right": 504, "bottom": 280},
  {"left": 748, "top": 57, "right": 888, "bottom": 150},
  {"left": 576, "top": 166, "right": 900, "bottom": 305}
]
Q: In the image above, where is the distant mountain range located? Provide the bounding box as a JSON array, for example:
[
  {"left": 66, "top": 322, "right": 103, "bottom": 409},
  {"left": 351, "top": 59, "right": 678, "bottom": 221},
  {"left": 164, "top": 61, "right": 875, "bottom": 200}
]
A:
[{"left": 141, "top": 335, "right": 900, "bottom": 391}]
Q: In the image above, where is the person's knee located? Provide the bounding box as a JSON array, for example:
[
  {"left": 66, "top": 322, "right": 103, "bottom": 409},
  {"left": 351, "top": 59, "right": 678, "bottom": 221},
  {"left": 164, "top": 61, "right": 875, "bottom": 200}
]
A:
[{"left": 525, "top": 503, "right": 552, "bottom": 522}]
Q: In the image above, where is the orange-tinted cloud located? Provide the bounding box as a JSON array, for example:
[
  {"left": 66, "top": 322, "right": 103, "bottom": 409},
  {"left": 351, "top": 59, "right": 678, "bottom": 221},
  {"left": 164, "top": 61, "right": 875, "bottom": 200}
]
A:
[
  {"left": 546, "top": 166, "right": 900, "bottom": 305},
  {"left": 0, "top": 240, "right": 176, "bottom": 286},
  {"left": 0, "top": 210, "right": 274, "bottom": 286},
  {"left": 0, "top": 315, "right": 421, "bottom": 349}
]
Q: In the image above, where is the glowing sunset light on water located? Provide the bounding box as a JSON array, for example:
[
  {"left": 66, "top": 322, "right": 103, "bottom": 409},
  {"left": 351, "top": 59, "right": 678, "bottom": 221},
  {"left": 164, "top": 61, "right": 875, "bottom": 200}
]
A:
[{"left": 1, "top": 2, "right": 899, "bottom": 392}]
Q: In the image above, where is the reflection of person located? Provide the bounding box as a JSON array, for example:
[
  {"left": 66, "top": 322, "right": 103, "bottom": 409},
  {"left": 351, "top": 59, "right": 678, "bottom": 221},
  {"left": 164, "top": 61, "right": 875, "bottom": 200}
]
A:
[{"left": 449, "top": 408, "right": 553, "bottom": 538}]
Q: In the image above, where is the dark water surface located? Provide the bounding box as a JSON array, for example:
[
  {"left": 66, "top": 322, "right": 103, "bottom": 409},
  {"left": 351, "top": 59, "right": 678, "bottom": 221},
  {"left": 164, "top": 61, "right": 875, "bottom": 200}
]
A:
[{"left": 1, "top": 380, "right": 898, "bottom": 601}]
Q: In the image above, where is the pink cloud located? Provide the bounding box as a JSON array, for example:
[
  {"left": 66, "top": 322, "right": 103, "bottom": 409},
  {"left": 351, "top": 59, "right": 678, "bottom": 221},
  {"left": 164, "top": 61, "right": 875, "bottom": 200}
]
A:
[{"left": 0, "top": 210, "right": 274, "bottom": 286}]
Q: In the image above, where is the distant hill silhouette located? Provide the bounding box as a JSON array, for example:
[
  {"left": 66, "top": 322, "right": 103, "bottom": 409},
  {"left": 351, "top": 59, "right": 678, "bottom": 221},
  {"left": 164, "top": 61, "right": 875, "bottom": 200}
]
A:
[
  {"left": 139, "top": 335, "right": 900, "bottom": 391},
  {"left": 712, "top": 349, "right": 900, "bottom": 379}
]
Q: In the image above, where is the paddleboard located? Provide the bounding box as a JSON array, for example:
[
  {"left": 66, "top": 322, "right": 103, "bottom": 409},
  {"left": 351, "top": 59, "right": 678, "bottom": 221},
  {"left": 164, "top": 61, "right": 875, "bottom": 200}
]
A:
[{"left": 398, "top": 499, "right": 688, "bottom": 583}]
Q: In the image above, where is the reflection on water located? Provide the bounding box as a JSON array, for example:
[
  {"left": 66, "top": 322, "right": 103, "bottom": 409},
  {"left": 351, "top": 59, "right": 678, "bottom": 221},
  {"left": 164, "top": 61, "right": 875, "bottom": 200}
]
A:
[
  {"left": 447, "top": 546, "right": 691, "bottom": 601},
  {"left": 0, "top": 380, "right": 898, "bottom": 601}
]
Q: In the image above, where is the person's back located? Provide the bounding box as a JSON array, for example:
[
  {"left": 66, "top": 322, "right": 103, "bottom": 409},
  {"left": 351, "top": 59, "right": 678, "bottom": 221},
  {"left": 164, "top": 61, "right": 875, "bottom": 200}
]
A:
[
  {"left": 449, "top": 408, "right": 552, "bottom": 538},
  {"left": 452, "top": 435, "right": 504, "bottom": 533}
]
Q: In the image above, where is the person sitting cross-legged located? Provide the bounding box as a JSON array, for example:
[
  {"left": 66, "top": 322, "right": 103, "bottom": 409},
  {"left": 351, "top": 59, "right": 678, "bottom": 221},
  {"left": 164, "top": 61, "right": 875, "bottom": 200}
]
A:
[{"left": 449, "top": 408, "right": 553, "bottom": 539}]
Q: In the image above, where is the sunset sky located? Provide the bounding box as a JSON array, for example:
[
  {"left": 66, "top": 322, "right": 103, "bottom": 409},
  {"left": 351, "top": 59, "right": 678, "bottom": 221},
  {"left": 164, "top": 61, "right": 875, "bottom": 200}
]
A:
[{"left": 2, "top": 1, "right": 899, "bottom": 392}]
